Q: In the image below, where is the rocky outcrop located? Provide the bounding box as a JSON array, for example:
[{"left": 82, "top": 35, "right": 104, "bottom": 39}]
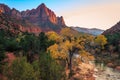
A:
[
  {"left": 57, "top": 16, "right": 66, "bottom": 27},
  {"left": 103, "top": 21, "right": 120, "bottom": 35}
]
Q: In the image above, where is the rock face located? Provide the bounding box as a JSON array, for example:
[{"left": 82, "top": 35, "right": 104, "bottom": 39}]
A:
[
  {"left": 0, "top": 13, "right": 41, "bottom": 35},
  {"left": 11, "top": 8, "right": 22, "bottom": 19},
  {"left": 0, "top": 3, "right": 66, "bottom": 33},
  {"left": 72, "top": 27, "right": 104, "bottom": 35},
  {"left": 103, "top": 21, "right": 120, "bottom": 35},
  {"left": 0, "top": 4, "right": 11, "bottom": 13},
  {"left": 57, "top": 16, "right": 65, "bottom": 27}
]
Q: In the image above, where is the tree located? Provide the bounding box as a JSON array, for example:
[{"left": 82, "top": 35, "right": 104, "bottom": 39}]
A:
[
  {"left": 0, "top": 29, "right": 6, "bottom": 73},
  {"left": 19, "top": 33, "right": 38, "bottom": 63},
  {"left": 39, "top": 51, "right": 65, "bottom": 80},
  {"left": 48, "top": 36, "right": 83, "bottom": 78},
  {"left": 105, "top": 33, "right": 120, "bottom": 55},
  {"left": 80, "top": 50, "right": 94, "bottom": 63},
  {"left": 60, "top": 28, "right": 74, "bottom": 38},
  {"left": 47, "top": 43, "right": 67, "bottom": 60},
  {"left": 95, "top": 35, "right": 107, "bottom": 49},
  {"left": 38, "top": 32, "right": 50, "bottom": 52},
  {"left": 38, "top": 32, "right": 55, "bottom": 52},
  {"left": 4, "top": 38, "right": 19, "bottom": 52},
  {"left": 3, "top": 57, "right": 38, "bottom": 80},
  {"left": 0, "top": 50, "right": 5, "bottom": 73},
  {"left": 32, "top": 60, "right": 40, "bottom": 80},
  {"left": 108, "top": 45, "right": 115, "bottom": 56},
  {"left": 46, "top": 31, "right": 60, "bottom": 41},
  {"left": 47, "top": 28, "right": 84, "bottom": 78}
]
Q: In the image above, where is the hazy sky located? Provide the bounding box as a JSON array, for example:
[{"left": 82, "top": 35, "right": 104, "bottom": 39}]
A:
[{"left": 0, "top": 0, "right": 120, "bottom": 30}]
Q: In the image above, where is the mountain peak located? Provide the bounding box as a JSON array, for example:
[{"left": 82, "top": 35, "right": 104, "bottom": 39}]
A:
[
  {"left": 40, "top": 3, "right": 46, "bottom": 7},
  {"left": 37, "top": 3, "right": 47, "bottom": 10}
]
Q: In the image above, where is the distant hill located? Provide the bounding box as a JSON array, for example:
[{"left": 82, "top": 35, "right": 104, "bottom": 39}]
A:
[
  {"left": 102, "top": 21, "right": 120, "bottom": 35},
  {"left": 71, "top": 27, "right": 104, "bottom": 36},
  {"left": 0, "top": 3, "right": 66, "bottom": 33}
]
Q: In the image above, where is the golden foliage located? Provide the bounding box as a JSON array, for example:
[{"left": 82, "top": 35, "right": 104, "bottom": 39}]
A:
[
  {"left": 60, "top": 27, "right": 78, "bottom": 38},
  {"left": 46, "top": 31, "right": 61, "bottom": 41},
  {"left": 48, "top": 29, "right": 95, "bottom": 66},
  {"left": 95, "top": 35, "right": 107, "bottom": 49},
  {"left": 80, "top": 50, "right": 95, "bottom": 61},
  {"left": 60, "top": 28, "right": 73, "bottom": 37},
  {"left": 48, "top": 37, "right": 84, "bottom": 60},
  {"left": 47, "top": 43, "right": 68, "bottom": 59},
  {"left": 46, "top": 31, "right": 64, "bottom": 44}
]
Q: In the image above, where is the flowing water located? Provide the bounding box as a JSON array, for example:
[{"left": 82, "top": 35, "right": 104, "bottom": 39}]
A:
[{"left": 94, "top": 63, "right": 120, "bottom": 80}]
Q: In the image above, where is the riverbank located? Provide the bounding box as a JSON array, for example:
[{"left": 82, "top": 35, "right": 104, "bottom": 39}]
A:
[
  {"left": 70, "top": 63, "right": 95, "bottom": 80},
  {"left": 70, "top": 62, "right": 120, "bottom": 80},
  {"left": 94, "top": 63, "right": 120, "bottom": 80}
]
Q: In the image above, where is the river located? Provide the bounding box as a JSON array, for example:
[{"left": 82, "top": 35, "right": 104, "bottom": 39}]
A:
[{"left": 93, "top": 63, "right": 120, "bottom": 80}]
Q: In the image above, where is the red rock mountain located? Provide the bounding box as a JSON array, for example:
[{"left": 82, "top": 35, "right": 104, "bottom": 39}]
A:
[
  {"left": 103, "top": 21, "right": 120, "bottom": 35},
  {"left": 0, "top": 3, "right": 66, "bottom": 33}
]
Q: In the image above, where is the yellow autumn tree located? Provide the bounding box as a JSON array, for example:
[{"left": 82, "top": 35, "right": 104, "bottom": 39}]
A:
[
  {"left": 60, "top": 27, "right": 79, "bottom": 41},
  {"left": 47, "top": 43, "right": 68, "bottom": 60},
  {"left": 95, "top": 35, "right": 107, "bottom": 49},
  {"left": 46, "top": 31, "right": 59, "bottom": 41},
  {"left": 48, "top": 39, "right": 83, "bottom": 77},
  {"left": 48, "top": 29, "right": 84, "bottom": 78},
  {"left": 46, "top": 31, "right": 62, "bottom": 43}
]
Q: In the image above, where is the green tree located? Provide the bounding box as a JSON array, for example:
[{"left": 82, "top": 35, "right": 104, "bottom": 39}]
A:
[
  {"left": 4, "top": 38, "right": 19, "bottom": 52},
  {"left": 39, "top": 51, "right": 65, "bottom": 80},
  {"left": 0, "top": 50, "right": 5, "bottom": 73},
  {"left": 0, "top": 29, "right": 6, "bottom": 73},
  {"left": 4, "top": 57, "right": 38, "bottom": 80},
  {"left": 105, "top": 33, "right": 120, "bottom": 53},
  {"left": 32, "top": 60, "right": 40, "bottom": 80},
  {"left": 38, "top": 32, "right": 49, "bottom": 52},
  {"left": 19, "top": 33, "right": 38, "bottom": 63},
  {"left": 38, "top": 32, "right": 55, "bottom": 52}
]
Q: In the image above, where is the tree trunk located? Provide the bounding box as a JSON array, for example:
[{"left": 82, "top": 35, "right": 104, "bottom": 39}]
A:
[
  {"left": 68, "top": 52, "right": 73, "bottom": 78},
  {"left": 69, "top": 56, "right": 72, "bottom": 78}
]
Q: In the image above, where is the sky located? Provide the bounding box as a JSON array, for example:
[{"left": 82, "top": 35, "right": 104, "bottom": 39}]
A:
[{"left": 0, "top": 0, "right": 120, "bottom": 30}]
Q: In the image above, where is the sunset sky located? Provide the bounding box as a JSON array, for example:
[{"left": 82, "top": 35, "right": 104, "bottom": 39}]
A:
[{"left": 0, "top": 0, "right": 120, "bottom": 30}]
